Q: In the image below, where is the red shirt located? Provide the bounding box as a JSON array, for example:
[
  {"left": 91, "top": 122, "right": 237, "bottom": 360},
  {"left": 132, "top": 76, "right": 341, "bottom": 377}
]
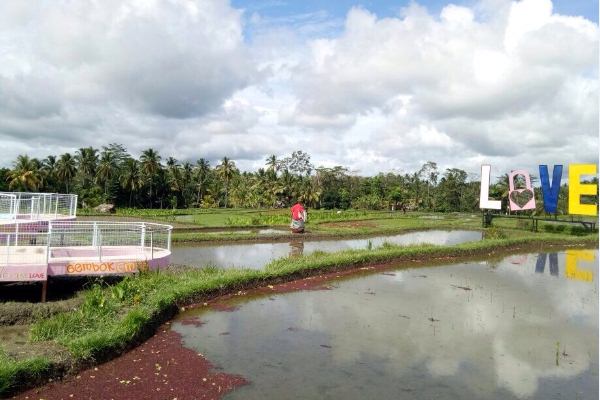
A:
[{"left": 291, "top": 203, "right": 305, "bottom": 220}]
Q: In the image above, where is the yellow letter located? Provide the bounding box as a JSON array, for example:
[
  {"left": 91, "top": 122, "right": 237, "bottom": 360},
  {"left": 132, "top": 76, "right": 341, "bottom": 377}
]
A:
[
  {"left": 568, "top": 164, "right": 598, "bottom": 216},
  {"left": 565, "top": 250, "right": 594, "bottom": 282}
]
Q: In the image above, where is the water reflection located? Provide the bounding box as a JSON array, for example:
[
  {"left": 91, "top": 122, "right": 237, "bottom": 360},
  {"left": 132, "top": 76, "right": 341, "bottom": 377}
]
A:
[
  {"left": 289, "top": 240, "right": 304, "bottom": 258},
  {"left": 514, "top": 250, "right": 594, "bottom": 282},
  {"left": 171, "top": 230, "right": 481, "bottom": 269},
  {"left": 173, "top": 250, "right": 598, "bottom": 400},
  {"left": 535, "top": 253, "right": 559, "bottom": 276}
]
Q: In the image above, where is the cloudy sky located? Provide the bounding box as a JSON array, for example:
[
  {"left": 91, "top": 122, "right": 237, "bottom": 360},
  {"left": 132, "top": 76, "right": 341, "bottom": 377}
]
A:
[{"left": 0, "top": 0, "right": 597, "bottom": 178}]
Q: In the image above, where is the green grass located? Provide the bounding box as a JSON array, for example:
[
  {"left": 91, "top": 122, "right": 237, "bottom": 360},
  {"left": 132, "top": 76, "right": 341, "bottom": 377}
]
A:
[
  {"left": 170, "top": 212, "right": 485, "bottom": 242},
  {"left": 0, "top": 297, "right": 83, "bottom": 326},
  {"left": 0, "top": 347, "right": 52, "bottom": 395},
  {"left": 79, "top": 207, "right": 393, "bottom": 227},
  {"left": 1, "top": 228, "right": 597, "bottom": 396}
]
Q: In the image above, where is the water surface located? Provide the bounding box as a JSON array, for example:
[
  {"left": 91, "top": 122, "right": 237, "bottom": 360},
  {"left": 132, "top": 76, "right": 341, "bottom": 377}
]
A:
[
  {"left": 173, "top": 250, "right": 598, "bottom": 400},
  {"left": 171, "top": 230, "right": 481, "bottom": 269}
]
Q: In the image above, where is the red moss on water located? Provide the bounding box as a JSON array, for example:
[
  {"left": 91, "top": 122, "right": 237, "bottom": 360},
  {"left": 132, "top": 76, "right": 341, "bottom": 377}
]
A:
[
  {"left": 13, "top": 328, "right": 248, "bottom": 400},
  {"left": 180, "top": 318, "right": 206, "bottom": 327},
  {"left": 209, "top": 303, "right": 240, "bottom": 312}
]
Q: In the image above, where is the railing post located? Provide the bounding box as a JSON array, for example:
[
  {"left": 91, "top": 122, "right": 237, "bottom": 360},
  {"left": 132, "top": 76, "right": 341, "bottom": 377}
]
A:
[
  {"left": 73, "top": 195, "right": 78, "bottom": 217},
  {"left": 15, "top": 223, "right": 19, "bottom": 246},
  {"left": 167, "top": 228, "right": 171, "bottom": 252},
  {"left": 54, "top": 197, "right": 59, "bottom": 218},
  {"left": 150, "top": 231, "right": 154, "bottom": 260},
  {"left": 92, "top": 222, "right": 98, "bottom": 247},
  {"left": 98, "top": 231, "right": 102, "bottom": 262},
  {"left": 5, "top": 234, "right": 10, "bottom": 265},
  {"left": 141, "top": 223, "right": 146, "bottom": 256},
  {"left": 46, "top": 221, "right": 52, "bottom": 264},
  {"left": 15, "top": 193, "right": 21, "bottom": 219}
]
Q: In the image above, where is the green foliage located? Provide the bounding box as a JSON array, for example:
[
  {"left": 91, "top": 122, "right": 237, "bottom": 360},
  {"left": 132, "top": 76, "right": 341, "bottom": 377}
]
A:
[
  {"left": 483, "top": 227, "right": 507, "bottom": 240},
  {"left": 352, "top": 194, "right": 385, "bottom": 210},
  {"left": 0, "top": 349, "right": 52, "bottom": 395},
  {"left": 380, "top": 241, "right": 396, "bottom": 249},
  {"left": 8, "top": 147, "right": 549, "bottom": 214}
]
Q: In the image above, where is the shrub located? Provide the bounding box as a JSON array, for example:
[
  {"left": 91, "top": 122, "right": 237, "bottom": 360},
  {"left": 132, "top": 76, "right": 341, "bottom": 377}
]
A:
[{"left": 484, "top": 227, "right": 507, "bottom": 240}]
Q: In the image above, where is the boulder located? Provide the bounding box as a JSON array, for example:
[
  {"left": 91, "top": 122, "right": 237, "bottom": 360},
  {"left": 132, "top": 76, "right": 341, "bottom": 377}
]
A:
[{"left": 94, "top": 203, "right": 115, "bottom": 214}]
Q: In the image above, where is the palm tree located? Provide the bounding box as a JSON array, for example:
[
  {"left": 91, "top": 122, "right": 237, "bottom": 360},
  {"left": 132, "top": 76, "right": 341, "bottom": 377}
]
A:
[
  {"left": 298, "top": 177, "right": 322, "bottom": 208},
  {"left": 8, "top": 155, "right": 40, "bottom": 191},
  {"left": 215, "top": 157, "right": 237, "bottom": 208},
  {"left": 265, "top": 154, "right": 278, "bottom": 178},
  {"left": 194, "top": 158, "right": 211, "bottom": 206},
  {"left": 139, "top": 148, "right": 162, "bottom": 207},
  {"left": 181, "top": 162, "right": 194, "bottom": 207},
  {"left": 96, "top": 151, "right": 117, "bottom": 196},
  {"left": 41, "top": 155, "right": 57, "bottom": 191},
  {"left": 75, "top": 147, "right": 98, "bottom": 187},
  {"left": 165, "top": 157, "right": 182, "bottom": 208},
  {"left": 56, "top": 153, "right": 77, "bottom": 193},
  {"left": 120, "top": 158, "right": 142, "bottom": 207}
]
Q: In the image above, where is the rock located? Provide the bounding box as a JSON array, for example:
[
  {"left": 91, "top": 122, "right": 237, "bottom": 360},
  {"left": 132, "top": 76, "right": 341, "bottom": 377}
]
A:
[{"left": 94, "top": 203, "right": 115, "bottom": 214}]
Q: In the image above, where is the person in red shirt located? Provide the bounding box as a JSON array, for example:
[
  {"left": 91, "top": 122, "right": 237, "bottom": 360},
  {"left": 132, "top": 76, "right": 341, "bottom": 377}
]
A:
[{"left": 290, "top": 201, "right": 307, "bottom": 233}]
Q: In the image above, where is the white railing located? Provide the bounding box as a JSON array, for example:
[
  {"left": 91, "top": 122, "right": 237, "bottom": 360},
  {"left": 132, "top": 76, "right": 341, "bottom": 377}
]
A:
[
  {"left": 0, "top": 192, "right": 78, "bottom": 222},
  {"left": 0, "top": 221, "right": 172, "bottom": 266}
]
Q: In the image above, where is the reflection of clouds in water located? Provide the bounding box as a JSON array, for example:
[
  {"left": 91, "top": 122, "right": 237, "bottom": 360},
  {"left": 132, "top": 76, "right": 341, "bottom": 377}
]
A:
[
  {"left": 492, "top": 252, "right": 597, "bottom": 321},
  {"left": 390, "top": 271, "right": 405, "bottom": 283},
  {"left": 172, "top": 230, "right": 480, "bottom": 269},
  {"left": 175, "top": 251, "right": 597, "bottom": 399}
]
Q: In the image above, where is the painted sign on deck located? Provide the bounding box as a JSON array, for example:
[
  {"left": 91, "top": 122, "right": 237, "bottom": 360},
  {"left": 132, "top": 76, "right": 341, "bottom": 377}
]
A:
[
  {"left": 0, "top": 265, "right": 47, "bottom": 282},
  {"left": 65, "top": 260, "right": 150, "bottom": 275}
]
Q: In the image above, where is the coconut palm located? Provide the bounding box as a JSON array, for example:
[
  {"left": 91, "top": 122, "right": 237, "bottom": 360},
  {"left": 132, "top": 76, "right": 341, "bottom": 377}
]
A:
[
  {"left": 8, "top": 155, "right": 40, "bottom": 191},
  {"left": 265, "top": 154, "right": 278, "bottom": 177},
  {"left": 75, "top": 147, "right": 98, "bottom": 187},
  {"left": 140, "top": 148, "right": 162, "bottom": 207},
  {"left": 41, "top": 155, "right": 57, "bottom": 190},
  {"left": 181, "top": 162, "right": 194, "bottom": 207},
  {"left": 120, "top": 158, "right": 142, "bottom": 207},
  {"left": 56, "top": 153, "right": 77, "bottom": 193},
  {"left": 215, "top": 157, "right": 237, "bottom": 208},
  {"left": 194, "top": 158, "right": 211, "bottom": 206},
  {"left": 96, "top": 151, "right": 117, "bottom": 196}
]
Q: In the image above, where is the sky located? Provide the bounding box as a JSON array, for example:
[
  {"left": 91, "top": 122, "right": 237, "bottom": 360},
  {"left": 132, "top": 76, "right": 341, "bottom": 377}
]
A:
[{"left": 0, "top": 0, "right": 597, "bottom": 179}]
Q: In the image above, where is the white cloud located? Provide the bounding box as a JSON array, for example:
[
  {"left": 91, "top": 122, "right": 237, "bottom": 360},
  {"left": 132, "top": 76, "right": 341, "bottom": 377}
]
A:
[{"left": 0, "top": 0, "right": 596, "bottom": 176}]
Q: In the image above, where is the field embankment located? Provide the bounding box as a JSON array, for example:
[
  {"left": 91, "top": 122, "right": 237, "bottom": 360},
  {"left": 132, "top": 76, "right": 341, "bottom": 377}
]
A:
[{"left": 0, "top": 228, "right": 597, "bottom": 397}]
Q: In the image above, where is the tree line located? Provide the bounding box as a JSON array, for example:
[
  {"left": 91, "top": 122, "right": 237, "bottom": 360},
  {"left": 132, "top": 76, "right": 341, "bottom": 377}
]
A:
[{"left": 0, "top": 143, "right": 579, "bottom": 214}]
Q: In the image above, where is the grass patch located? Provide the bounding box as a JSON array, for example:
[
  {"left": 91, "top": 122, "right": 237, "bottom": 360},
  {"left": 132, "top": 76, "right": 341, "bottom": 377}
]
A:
[
  {"left": 0, "top": 348, "right": 53, "bottom": 395},
  {"left": 0, "top": 298, "right": 82, "bottom": 326}
]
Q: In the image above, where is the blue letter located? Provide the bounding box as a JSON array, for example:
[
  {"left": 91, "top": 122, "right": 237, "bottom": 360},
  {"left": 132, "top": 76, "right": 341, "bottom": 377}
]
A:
[{"left": 539, "top": 165, "right": 562, "bottom": 214}]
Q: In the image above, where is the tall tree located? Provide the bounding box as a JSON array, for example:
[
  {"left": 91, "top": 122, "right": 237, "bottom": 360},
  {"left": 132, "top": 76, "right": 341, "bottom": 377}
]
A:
[
  {"left": 56, "top": 153, "right": 77, "bottom": 193},
  {"left": 75, "top": 147, "right": 99, "bottom": 187},
  {"left": 194, "top": 158, "right": 211, "bottom": 206},
  {"left": 140, "top": 148, "right": 162, "bottom": 207},
  {"left": 41, "top": 155, "right": 58, "bottom": 191},
  {"left": 120, "top": 158, "right": 142, "bottom": 207},
  {"left": 419, "top": 161, "right": 438, "bottom": 210},
  {"left": 8, "top": 155, "right": 40, "bottom": 191},
  {"left": 265, "top": 154, "right": 278, "bottom": 178},
  {"left": 216, "top": 157, "right": 237, "bottom": 208},
  {"left": 96, "top": 151, "right": 118, "bottom": 196}
]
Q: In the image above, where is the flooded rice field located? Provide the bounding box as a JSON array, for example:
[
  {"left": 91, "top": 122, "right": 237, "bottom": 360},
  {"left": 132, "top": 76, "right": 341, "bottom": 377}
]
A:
[
  {"left": 171, "top": 230, "right": 482, "bottom": 269},
  {"left": 172, "top": 250, "right": 598, "bottom": 400}
]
